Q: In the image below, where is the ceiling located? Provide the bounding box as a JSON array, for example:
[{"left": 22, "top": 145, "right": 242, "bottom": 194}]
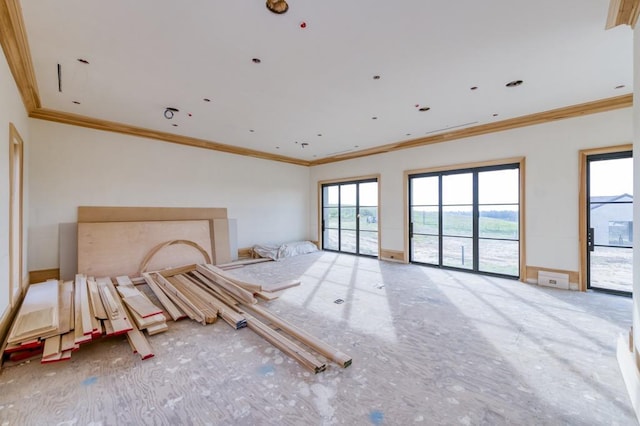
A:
[{"left": 17, "top": 0, "right": 635, "bottom": 164}]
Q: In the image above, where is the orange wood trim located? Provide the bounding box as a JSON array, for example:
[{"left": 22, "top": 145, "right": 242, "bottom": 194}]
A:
[
  {"left": 0, "top": 0, "right": 40, "bottom": 112},
  {"left": 316, "top": 175, "right": 381, "bottom": 256},
  {"left": 30, "top": 108, "right": 311, "bottom": 166},
  {"left": 379, "top": 249, "right": 405, "bottom": 263},
  {"left": 77, "top": 206, "right": 227, "bottom": 222},
  {"left": 8, "top": 122, "right": 24, "bottom": 305},
  {"left": 28, "top": 268, "right": 60, "bottom": 284},
  {"left": 578, "top": 144, "right": 633, "bottom": 291},
  {"left": 606, "top": 0, "right": 640, "bottom": 29},
  {"left": 310, "top": 95, "right": 632, "bottom": 166}
]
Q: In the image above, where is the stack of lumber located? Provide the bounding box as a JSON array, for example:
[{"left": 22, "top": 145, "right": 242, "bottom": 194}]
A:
[
  {"left": 3, "top": 274, "right": 164, "bottom": 365},
  {"left": 143, "top": 263, "right": 352, "bottom": 373}
]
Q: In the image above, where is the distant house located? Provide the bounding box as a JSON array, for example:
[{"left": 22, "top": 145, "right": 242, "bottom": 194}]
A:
[{"left": 590, "top": 194, "right": 633, "bottom": 246}]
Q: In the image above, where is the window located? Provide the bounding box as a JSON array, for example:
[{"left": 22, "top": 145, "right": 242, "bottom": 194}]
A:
[{"left": 409, "top": 161, "right": 521, "bottom": 278}]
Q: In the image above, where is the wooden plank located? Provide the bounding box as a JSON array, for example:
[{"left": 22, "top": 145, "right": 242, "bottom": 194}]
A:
[
  {"left": 58, "top": 222, "right": 78, "bottom": 281},
  {"left": 255, "top": 290, "right": 281, "bottom": 301},
  {"left": 212, "top": 218, "right": 232, "bottom": 264},
  {"left": 173, "top": 275, "right": 245, "bottom": 329},
  {"left": 96, "top": 278, "right": 134, "bottom": 335},
  {"left": 217, "top": 257, "right": 273, "bottom": 270},
  {"left": 7, "top": 280, "right": 59, "bottom": 344},
  {"left": 203, "top": 264, "right": 262, "bottom": 292},
  {"left": 242, "top": 303, "right": 352, "bottom": 368},
  {"left": 123, "top": 294, "right": 163, "bottom": 318},
  {"left": 245, "top": 313, "right": 326, "bottom": 374},
  {"left": 77, "top": 220, "right": 213, "bottom": 278},
  {"left": 60, "top": 332, "right": 75, "bottom": 352},
  {"left": 165, "top": 276, "right": 218, "bottom": 324},
  {"left": 120, "top": 303, "right": 154, "bottom": 360},
  {"left": 189, "top": 271, "right": 239, "bottom": 307},
  {"left": 142, "top": 273, "right": 185, "bottom": 321},
  {"left": 76, "top": 275, "right": 93, "bottom": 336},
  {"left": 152, "top": 273, "right": 206, "bottom": 324},
  {"left": 42, "top": 335, "right": 61, "bottom": 359},
  {"left": 87, "top": 278, "right": 108, "bottom": 319},
  {"left": 28, "top": 268, "right": 59, "bottom": 284},
  {"left": 146, "top": 323, "right": 169, "bottom": 335},
  {"left": 196, "top": 265, "right": 256, "bottom": 305},
  {"left": 78, "top": 206, "right": 227, "bottom": 223},
  {"left": 263, "top": 279, "right": 301, "bottom": 293}
]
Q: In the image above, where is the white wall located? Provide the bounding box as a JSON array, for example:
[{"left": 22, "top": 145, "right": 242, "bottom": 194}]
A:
[
  {"left": 632, "top": 23, "right": 640, "bottom": 355},
  {"left": 28, "top": 120, "right": 310, "bottom": 270},
  {"left": 0, "top": 50, "right": 30, "bottom": 319},
  {"left": 310, "top": 108, "right": 633, "bottom": 273}
]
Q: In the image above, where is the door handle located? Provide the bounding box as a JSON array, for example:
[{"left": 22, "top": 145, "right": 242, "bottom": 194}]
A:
[
  {"left": 587, "top": 228, "right": 595, "bottom": 252},
  {"left": 409, "top": 222, "right": 414, "bottom": 238}
]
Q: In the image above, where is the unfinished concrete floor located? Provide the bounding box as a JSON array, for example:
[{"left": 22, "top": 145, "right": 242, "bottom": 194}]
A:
[{"left": 0, "top": 252, "right": 635, "bottom": 425}]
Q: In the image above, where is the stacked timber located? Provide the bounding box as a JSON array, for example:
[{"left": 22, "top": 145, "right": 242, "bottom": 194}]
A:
[
  {"left": 142, "top": 264, "right": 352, "bottom": 373},
  {"left": 2, "top": 274, "right": 164, "bottom": 365}
]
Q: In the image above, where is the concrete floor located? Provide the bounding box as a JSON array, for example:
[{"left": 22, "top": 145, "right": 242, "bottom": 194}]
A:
[{"left": 0, "top": 252, "right": 635, "bottom": 425}]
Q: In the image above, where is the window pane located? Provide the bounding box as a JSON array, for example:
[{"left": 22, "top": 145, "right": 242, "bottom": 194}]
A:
[
  {"left": 412, "top": 176, "right": 439, "bottom": 206},
  {"left": 340, "top": 207, "right": 357, "bottom": 230},
  {"left": 324, "top": 185, "right": 339, "bottom": 207},
  {"left": 359, "top": 182, "right": 378, "bottom": 207},
  {"left": 359, "top": 207, "right": 378, "bottom": 231},
  {"left": 442, "top": 173, "right": 472, "bottom": 205},
  {"left": 340, "top": 184, "right": 356, "bottom": 206},
  {"left": 442, "top": 236, "right": 473, "bottom": 269},
  {"left": 323, "top": 207, "right": 339, "bottom": 229},
  {"left": 478, "top": 239, "right": 519, "bottom": 276},
  {"left": 479, "top": 205, "right": 519, "bottom": 239},
  {"left": 411, "top": 234, "right": 438, "bottom": 264},
  {"left": 340, "top": 230, "right": 356, "bottom": 253},
  {"left": 411, "top": 206, "right": 438, "bottom": 235},
  {"left": 590, "top": 201, "right": 633, "bottom": 246},
  {"left": 590, "top": 246, "right": 632, "bottom": 292},
  {"left": 359, "top": 231, "right": 378, "bottom": 256},
  {"left": 590, "top": 157, "right": 633, "bottom": 197},
  {"left": 324, "top": 229, "right": 338, "bottom": 251},
  {"left": 443, "top": 206, "right": 472, "bottom": 237},
  {"left": 478, "top": 168, "right": 519, "bottom": 204}
]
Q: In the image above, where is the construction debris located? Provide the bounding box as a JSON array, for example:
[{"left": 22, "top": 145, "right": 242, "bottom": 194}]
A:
[{"left": 2, "top": 263, "right": 351, "bottom": 374}]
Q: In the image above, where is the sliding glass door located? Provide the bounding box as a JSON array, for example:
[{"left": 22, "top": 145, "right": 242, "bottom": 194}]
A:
[
  {"left": 409, "top": 163, "right": 520, "bottom": 278},
  {"left": 322, "top": 179, "right": 379, "bottom": 256}
]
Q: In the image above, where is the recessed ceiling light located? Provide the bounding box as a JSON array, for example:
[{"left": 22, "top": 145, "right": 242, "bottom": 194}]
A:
[
  {"left": 249, "top": 129, "right": 255, "bottom": 133},
  {"left": 506, "top": 80, "right": 523, "bottom": 87},
  {"left": 252, "top": 58, "right": 261, "bottom": 64},
  {"left": 72, "top": 101, "right": 80, "bottom": 105},
  {"left": 470, "top": 86, "right": 478, "bottom": 90},
  {"left": 203, "top": 98, "right": 211, "bottom": 102},
  {"left": 373, "top": 75, "right": 380, "bottom": 80},
  {"left": 492, "top": 113, "right": 499, "bottom": 117},
  {"left": 372, "top": 116, "right": 378, "bottom": 120},
  {"left": 354, "top": 145, "right": 359, "bottom": 148},
  {"left": 615, "top": 84, "right": 626, "bottom": 89},
  {"left": 276, "top": 146, "right": 280, "bottom": 149},
  {"left": 419, "top": 107, "right": 431, "bottom": 112},
  {"left": 172, "top": 124, "right": 178, "bottom": 127},
  {"left": 317, "top": 133, "right": 322, "bottom": 136},
  {"left": 77, "top": 58, "right": 89, "bottom": 65},
  {"left": 406, "top": 133, "right": 411, "bottom": 136}
]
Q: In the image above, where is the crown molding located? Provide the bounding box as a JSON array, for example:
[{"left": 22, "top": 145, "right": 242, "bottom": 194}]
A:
[
  {"left": 309, "top": 94, "right": 633, "bottom": 166},
  {"left": 606, "top": 0, "right": 640, "bottom": 29},
  {"left": 2, "top": 1, "right": 634, "bottom": 167},
  {"left": 0, "top": 0, "right": 40, "bottom": 112},
  {"left": 30, "top": 108, "right": 311, "bottom": 166}
]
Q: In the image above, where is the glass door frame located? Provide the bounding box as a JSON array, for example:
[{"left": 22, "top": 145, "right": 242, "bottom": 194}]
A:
[
  {"left": 318, "top": 175, "right": 381, "bottom": 258},
  {"left": 404, "top": 158, "right": 526, "bottom": 280},
  {"left": 581, "top": 147, "right": 633, "bottom": 296}
]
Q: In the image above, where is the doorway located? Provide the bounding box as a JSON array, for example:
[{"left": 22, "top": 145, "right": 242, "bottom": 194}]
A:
[
  {"left": 586, "top": 150, "right": 633, "bottom": 295},
  {"left": 321, "top": 178, "right": 379, "bottom": 257}
]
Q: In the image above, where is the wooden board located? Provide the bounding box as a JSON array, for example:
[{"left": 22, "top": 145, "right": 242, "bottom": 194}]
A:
[
  {"left": 77, "top": 206, "right": 229, "bottom": 264},
  {"left": 212, "top": 218, "right": 232, "bottom": 265},
  {"left": 58, "top": 222, "right": 78, "bottom": 281},
  {"left": 7, "top": 280, "right": 60, "bottom": 344},
  {"left": 77, "top": 220, "right": 213, "bottom": 277},
  {"left": 77, "top": 206, "right": 227, "bottom": 223}
]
